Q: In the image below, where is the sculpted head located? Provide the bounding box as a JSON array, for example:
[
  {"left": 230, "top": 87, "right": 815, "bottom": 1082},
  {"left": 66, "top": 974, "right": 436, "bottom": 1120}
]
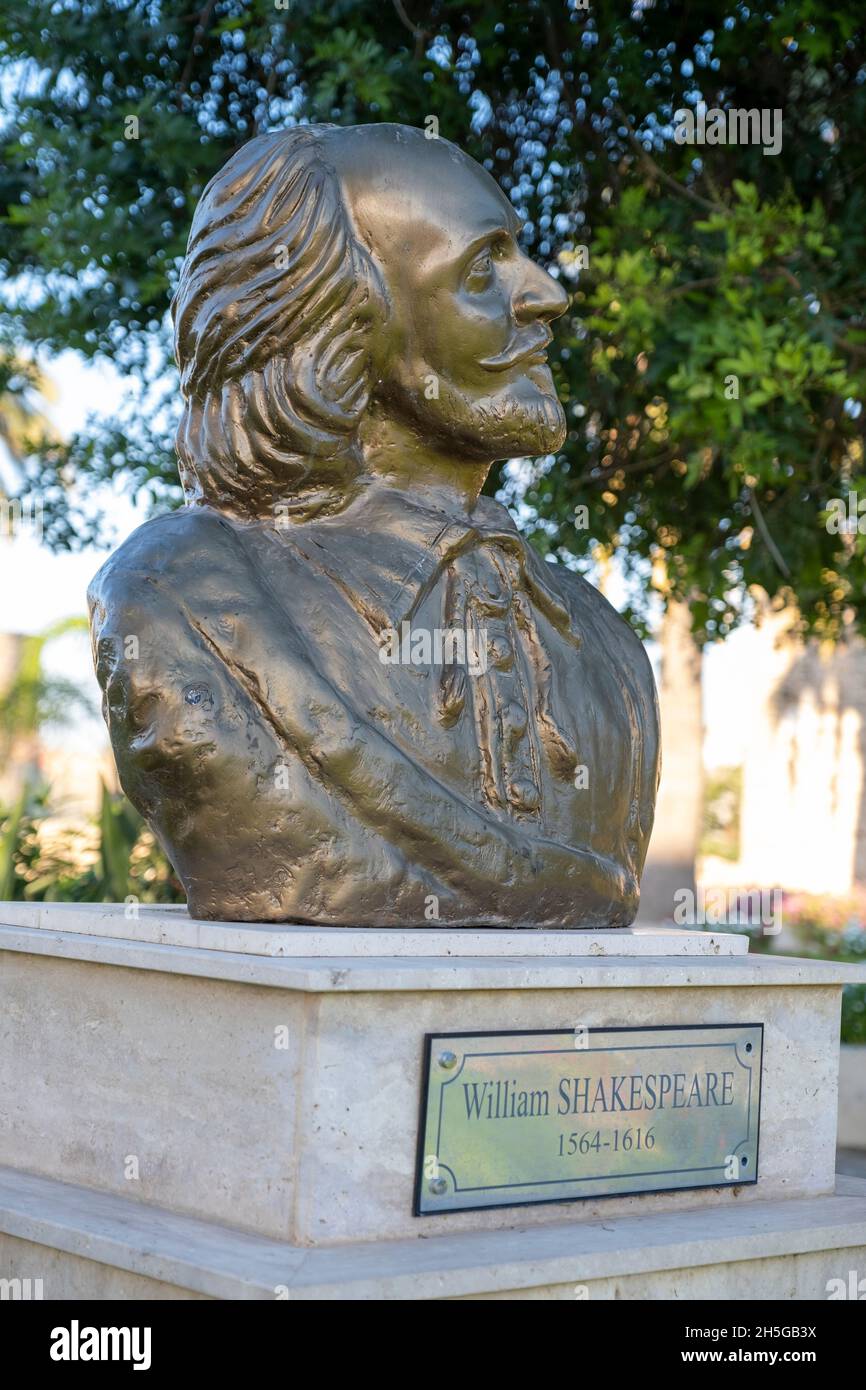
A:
[{"left": 172, "top": 123, "right": 568, "bottom": 516}]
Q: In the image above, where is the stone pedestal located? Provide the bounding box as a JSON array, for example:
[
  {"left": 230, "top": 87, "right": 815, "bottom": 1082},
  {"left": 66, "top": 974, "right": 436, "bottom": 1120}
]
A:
[{"left": 0, "top": 902, "right": 864, "bottom": 1299}]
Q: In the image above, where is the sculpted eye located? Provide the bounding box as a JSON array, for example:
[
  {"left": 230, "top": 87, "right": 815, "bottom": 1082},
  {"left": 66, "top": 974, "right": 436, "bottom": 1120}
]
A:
[
  {"left": 466, "top": 249, "right": 493, "bottom": 283},
  {"left": 466, "top": 232, "right": 514, "bottom": 287}
]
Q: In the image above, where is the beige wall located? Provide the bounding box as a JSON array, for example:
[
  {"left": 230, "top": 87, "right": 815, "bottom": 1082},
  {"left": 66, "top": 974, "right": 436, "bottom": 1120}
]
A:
[{"left": 736, "top": 610, "right": 866, "bottom": 897}]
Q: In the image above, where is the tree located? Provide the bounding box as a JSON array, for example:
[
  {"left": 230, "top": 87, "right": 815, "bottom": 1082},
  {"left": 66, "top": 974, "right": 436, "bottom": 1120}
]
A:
[
  {"left": 1, "top": 0, "right": 864, "bottom": 639},
  {"left": 0, "top": 351, "right": 56, "bottom": 463}
]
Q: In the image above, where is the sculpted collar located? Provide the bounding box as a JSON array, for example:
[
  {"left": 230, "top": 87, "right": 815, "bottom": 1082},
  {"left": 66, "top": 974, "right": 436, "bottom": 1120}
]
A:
[{"left": 275, "top": 480, "right": 580, "bottom": 644}]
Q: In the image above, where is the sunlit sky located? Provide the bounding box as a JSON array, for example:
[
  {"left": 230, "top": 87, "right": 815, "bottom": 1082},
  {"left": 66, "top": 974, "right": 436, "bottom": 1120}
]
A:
[{"left": 0, "top": 350, "right": 751, "bottom": 764}]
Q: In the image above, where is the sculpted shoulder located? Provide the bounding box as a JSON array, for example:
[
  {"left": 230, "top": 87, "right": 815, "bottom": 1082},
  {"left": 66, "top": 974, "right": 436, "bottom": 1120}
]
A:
[
  {"left": 551, "top": 562, "right": 657, "bottom": 691},
  {"left": 88, "top": 506, "right": 243, "bottom": 612},
  {"left": 87, "top": 505, "right": 318, "bottom": 693}
]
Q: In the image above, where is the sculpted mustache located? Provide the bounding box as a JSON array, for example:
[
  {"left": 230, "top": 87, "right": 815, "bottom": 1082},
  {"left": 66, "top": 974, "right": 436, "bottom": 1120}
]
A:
[{"left": 478, "top": 328, "right": 553, "bottom": 371}]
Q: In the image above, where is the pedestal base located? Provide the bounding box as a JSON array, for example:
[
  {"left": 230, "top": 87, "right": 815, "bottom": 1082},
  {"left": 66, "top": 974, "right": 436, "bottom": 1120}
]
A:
[
  {"left": 2, "top": 1165, "right": 865, "bottom": 1301},
  {"left": 1, "top": 903, "right": 863, "bottom": 1299}
]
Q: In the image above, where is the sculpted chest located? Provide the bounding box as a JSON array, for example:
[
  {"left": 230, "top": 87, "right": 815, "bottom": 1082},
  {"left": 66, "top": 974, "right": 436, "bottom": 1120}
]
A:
[{"left": 238, "top": 520, "right": 646, "bottom": 863}]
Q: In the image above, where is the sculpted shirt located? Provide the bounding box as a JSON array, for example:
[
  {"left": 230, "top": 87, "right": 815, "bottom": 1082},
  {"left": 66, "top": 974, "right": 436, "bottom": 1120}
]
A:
[{"left": 89, "top": 483, "right": 660, "bottom": 926}]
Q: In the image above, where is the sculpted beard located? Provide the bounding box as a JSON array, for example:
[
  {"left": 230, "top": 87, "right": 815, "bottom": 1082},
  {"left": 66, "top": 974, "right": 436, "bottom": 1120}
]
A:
[
  {"left": 467, "top": 387, "right": 567, "bottom": 456},
  {"left": 386, "top": 375, "right": 567, "bottom": 459}
]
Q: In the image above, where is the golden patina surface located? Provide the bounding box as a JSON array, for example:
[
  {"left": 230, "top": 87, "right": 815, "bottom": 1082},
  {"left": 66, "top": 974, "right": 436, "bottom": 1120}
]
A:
[
  {"left": 89, "top": 124, "right": 660, "bottom": 926},
  {"left": 416, "top": 1025, "right": 762, "bottom": 1213}
]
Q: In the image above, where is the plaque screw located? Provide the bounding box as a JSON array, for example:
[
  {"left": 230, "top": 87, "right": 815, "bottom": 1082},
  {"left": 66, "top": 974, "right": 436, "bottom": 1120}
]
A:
[
  {"left": 429, "top": 1177, "right": 448, "bottom": 1195},
  {"left": 438, "top": 1050, "right": 457, "bottom": 1070}
]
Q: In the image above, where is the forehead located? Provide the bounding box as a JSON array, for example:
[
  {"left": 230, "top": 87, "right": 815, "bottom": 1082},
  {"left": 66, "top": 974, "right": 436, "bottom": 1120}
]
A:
[{"left": 326, "top": 126, "right": 520, "bottom": 272}]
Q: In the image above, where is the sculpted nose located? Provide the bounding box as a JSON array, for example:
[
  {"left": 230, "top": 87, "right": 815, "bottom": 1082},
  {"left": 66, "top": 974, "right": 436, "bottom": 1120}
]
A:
[{"left": 513, "top": 261, "right": 568, "bottom": 325}]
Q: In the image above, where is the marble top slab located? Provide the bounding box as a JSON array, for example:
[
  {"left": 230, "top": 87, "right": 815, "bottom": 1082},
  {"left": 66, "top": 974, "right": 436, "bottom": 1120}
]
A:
[{"left": 0, "top": 901, "right": 749, "bottom": 958}]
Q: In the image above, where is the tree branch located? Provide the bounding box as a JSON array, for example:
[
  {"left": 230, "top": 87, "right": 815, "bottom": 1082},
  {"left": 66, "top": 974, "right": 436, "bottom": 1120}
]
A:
[
  {"left": 392, "top": 1, "right": 429, "bottom": 57},
  {"left": 574, "top": 448, "right": 675, "bottom": 488},
  {"left": 613, "top": 105, "right": 724, "bottom": 215},
  {"left": 748, "top": 487, "right": 791, "bottom": 579},
  {"left": 177, "top": 0, "right": 217, "bottom": 104}
]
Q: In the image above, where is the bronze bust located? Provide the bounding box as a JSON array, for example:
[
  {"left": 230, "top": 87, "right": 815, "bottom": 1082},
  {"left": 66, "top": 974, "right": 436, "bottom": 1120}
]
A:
[{"left": 89, "top": 124, "right": 660, "bottom": 927}]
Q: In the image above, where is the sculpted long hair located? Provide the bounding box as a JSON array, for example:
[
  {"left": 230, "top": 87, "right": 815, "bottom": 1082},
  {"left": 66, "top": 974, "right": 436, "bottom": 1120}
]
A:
[{"left": 172, "top": 127, "right": 386, "bottom": 516}]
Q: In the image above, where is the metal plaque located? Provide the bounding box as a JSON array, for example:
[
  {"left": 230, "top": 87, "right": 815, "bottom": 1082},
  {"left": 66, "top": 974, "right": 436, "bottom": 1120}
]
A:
[{"left": 414, "top": 1023, "right": 762, "bottom": 1215}]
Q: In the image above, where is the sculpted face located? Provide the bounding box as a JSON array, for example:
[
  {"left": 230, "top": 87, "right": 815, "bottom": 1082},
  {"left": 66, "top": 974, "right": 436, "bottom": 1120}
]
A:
[{"left": 325, "top": 126, "right": 569, "bottom": 462}]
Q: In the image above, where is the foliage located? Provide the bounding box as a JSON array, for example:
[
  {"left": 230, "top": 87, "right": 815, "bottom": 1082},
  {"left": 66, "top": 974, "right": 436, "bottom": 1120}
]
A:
[
  {"left": 0, "top": 1, "right": 865, "bottom": 638},
  {"left": 775, "top": 897, "right": 866, "bottom": 1044},
  {"left": 0, "top": 780, "right": 184, "bottom": 903},
  {"left": 0, "top": 343, "right": 57, "bottom": 463},
  {"left": 0, "top": 617, "right": 94, "bottom": 760},
  {"left": 0, "top": 782, "right": 28, "bottom": 900},
  {"left": 699, "top": 764, "right": 741, "bottom": 861},
  {"left": 842, "top": 985, "right": 866, "bottom": 1046}
]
